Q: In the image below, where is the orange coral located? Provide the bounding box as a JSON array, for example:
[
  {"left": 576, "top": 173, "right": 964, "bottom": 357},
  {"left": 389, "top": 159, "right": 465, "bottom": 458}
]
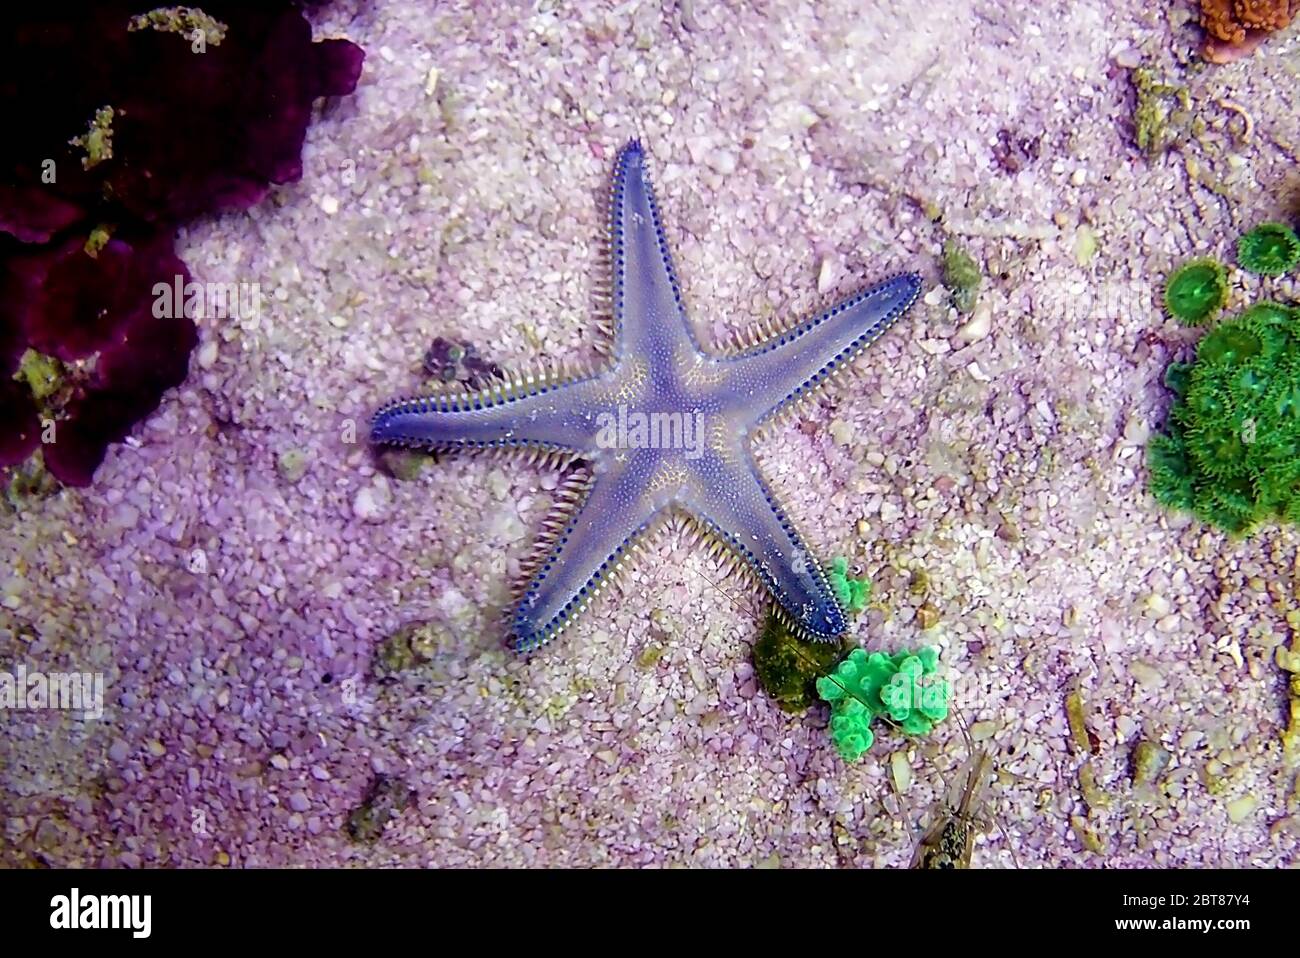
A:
[
  {"left": 1200, "top": 1, "right": 1295, "bottom": 58},
  {"left": 1202, "top": 0, "right": 1246, "bottom": 42},
  {"left": 1236, "top": 0, "right": 1295, "bottom": 30}
]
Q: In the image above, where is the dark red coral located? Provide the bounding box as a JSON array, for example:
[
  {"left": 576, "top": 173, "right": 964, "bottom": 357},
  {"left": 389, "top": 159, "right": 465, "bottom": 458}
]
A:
[
  {"left": 45, "top": 304, "right": 199, "bottom": 487},
  {"left": 0, "top": 3, "right": 363, "bottom": 486},
  {"left": 6, "top": 231, "right": 198, "bottom": 485},
  {"left": 0, "top": 380, "right": 41, "bottom": 467},
  {"left": 1, "top": 3, "right": 365, "bottom": 227},
  {"left": 15, "top": 233, "right": 189, "bottom": 362}
]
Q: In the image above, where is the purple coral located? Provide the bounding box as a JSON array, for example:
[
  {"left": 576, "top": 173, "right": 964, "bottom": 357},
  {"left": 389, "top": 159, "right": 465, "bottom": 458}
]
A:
[{"left": 0, "top": 3, "right": 363, "bottom": 486}]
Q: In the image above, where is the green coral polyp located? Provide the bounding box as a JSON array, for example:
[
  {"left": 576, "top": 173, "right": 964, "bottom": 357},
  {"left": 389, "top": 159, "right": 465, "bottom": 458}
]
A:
[
  {"left": 1149, "top": 295, "right": 1300, "bottom": 535},
  {"left": 1197, "top": 324, "right": 1260, "bottom": 366},
  {"left": 1240, "top": 301, "right": 1295, "bottom": 328},
  {"left": 817, "top": 646, "right": 949, "bottom": 761},
  {"left": 1164, "top": 258, "right": 1227, "bottom": 326},
  {"left": 1237, "top": 223, "right": 1300, "bottom": 277},
  {"left": 1162, "top": 362, "right": 1192, "bottom": 397},
  {"left": 826, "top": 556, "right": 871, "bottom": 616}
]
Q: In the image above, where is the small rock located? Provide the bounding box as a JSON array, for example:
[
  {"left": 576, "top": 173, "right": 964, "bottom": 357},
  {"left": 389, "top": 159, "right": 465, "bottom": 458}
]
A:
[
  {"left": 197, "top": 339, "right": 219, "bottom": 369},
  {"left": 707, "top": 150, "right": 737, "bottom": 175},
  {"left": 1132, "top": 740, "right": 1171, "bottom": 788},
  {"left": 1129, "top": 660, "right": 1164, "bottom": 689},
  {"left": 954, "top": 303, "right": 992, "bottom": 344},
  {"left": 891, "top": 751, "right": 913, "bottom": 793},
  {"left": 276, "top": 449, "right": 310, "bottom": 484},
  {"left": 1225, "top": 795, "right": 1257, "bottom": 823},
  {"left": 1144, "top": 593, "right": 1171, "bottom": 617},
  {"left": 817, "top": 255, "right": 838, "bottom": 294},
  {"left": 916, "top": 602, "right": 940, "bottom": 630},
  {"left": 352, "top": 479, "right": 392, "bottom": 522}
]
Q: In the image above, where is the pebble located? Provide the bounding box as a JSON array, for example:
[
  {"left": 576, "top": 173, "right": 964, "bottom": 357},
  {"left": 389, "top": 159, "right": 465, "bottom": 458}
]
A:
[
  {"left": 916, "top": 603, "right": 940, "bottom": 630},
  {"left": 277, "top": 449, "right": 310, "bottom": 484},
  {"left": 352, "top": 479, "right": 392, "bottom": 521},
  {"left": 890, "top": 751, "right": 912, "bottom": 793},
  {"left": 197, "top": 339, "right": 219, "bottom": 369},
  {"left": 817, "top": 255, "right": 838, "bottom": 294},
  {"left": 1133, "top": 740, "right": 1171, "bottom": 787},
  {"left": 1144, "top": 594, "right": 1171, "bottom": 617},
  {"left": 954, "top": 303, "right": 992, "bottom": 344},
  {"left": 1225, "top": 795, "right": 1256, "bottom": 824},
  {"left": 829, "top": 419, "right": 853, "bottom": 446},
  {"left": 289, "top": 792, "right": 311, "bottom": 813},
  {"left": 707, "top": 150, "right": 737, "bottom": 175},
  {"left": 1129, "top": 661, "right": 1164, "bottom": 689}
]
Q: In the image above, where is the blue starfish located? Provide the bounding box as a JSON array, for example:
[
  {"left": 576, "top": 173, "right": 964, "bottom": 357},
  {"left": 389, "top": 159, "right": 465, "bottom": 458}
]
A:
[{"left": 373, "top": 141, "right": 920, "bottom": 652}]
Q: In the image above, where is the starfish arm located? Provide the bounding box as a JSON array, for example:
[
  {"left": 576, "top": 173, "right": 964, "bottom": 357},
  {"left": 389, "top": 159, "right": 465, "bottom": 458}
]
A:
[
  {"left": 511, "top": 453, "right": 674, "bottom": 651},
  {"left": 682, "top": 449, "right": 847, "bottom": 640},
  {"left": 719, "top": 272, "right": 922, "bottom": 425},
  {"left": 370, "top": 373, "right": 612, "bottom": 452},
  {"left": 608, "top": 140, "right": 702, "bottom": 360}
]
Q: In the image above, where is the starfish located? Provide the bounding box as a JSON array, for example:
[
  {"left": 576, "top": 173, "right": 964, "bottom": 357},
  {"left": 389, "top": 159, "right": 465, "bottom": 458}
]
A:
[{"left": 372, "top": 140, "right": 920, "bottom": 652}]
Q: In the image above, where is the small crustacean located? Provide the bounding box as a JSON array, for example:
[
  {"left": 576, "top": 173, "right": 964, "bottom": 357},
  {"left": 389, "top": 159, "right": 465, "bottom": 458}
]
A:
[{"left": 909, "top": 716, "right": 1016, "bottom": 869}]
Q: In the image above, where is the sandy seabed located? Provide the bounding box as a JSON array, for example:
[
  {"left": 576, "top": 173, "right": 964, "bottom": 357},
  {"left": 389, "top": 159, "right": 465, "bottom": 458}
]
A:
[{"left": 3, "top": 0, "right": 1299, "bottom": 868}]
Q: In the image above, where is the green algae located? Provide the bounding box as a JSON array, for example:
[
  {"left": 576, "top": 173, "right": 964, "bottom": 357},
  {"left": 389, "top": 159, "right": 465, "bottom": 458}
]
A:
[
  {"left": 751, "top": 606, "right": 845, "bottom": 713},
  {"left": 69, "top": 106, "right": 115, "bottom": 170},
  {"left": 941, "top": 240, "right": 982, "bottom": 314},
  {"left": 345, "top": 775, "right": 415, "bottom": 843},
  {"left": 128, "top": 7, "right": 228, "bottom": 46},
  {"left": 1132, "top": 66, "right": 1194, "bottom": 158}
]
